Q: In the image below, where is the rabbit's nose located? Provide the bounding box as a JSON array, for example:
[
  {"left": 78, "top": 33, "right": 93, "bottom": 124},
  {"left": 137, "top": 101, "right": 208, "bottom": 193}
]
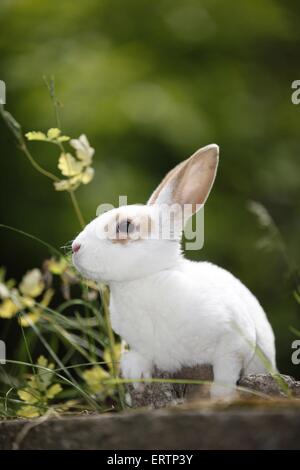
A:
[{"left": 72, "top": 242, "right": 81, "bottom": 253}]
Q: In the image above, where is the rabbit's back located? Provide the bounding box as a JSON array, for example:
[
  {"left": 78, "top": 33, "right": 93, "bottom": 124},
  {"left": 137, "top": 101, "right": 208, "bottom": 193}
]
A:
[{"left": 183, "top": 260, "right": 276, "bottom": 371}]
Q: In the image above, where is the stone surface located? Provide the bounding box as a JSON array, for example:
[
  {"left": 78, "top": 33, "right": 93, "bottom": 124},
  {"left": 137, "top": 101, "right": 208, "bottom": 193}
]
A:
[
  {"left": 127, "top": 365, "right": 213, "bottom": 408},
  {"left": 0, "top": 372, "right": 299, "bottom": 450},
  {"left": 239, "top": 374, "right": 300, "bottom": 398},
  {"left": 128, "top": 367, "right": 300, "bottom": 408},
  {"left": 1, "top": 404, "right": 300, "bottom": 450}
]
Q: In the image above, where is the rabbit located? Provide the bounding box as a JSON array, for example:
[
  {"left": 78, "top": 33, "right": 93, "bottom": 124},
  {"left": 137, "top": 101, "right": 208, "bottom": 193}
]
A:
[{"left": 72, "top": 144, "right": 276, "bottom": 399}]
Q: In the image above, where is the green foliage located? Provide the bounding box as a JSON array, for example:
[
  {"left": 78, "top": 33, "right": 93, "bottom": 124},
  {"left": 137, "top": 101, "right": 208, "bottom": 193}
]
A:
[
  {"left": 17, "top": 355, "right": 63, "bottom": 418},
  {"left": 0, "top": 97, "right": 125, "bottom": 416},
  {"left": 0, "top": 246, "right": 125, "bottom": 417}
]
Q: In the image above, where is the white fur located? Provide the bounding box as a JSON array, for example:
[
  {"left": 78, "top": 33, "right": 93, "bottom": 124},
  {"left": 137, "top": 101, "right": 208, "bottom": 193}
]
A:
[{"left": 72, "top": 144, "right": 276, "bottom": 399}]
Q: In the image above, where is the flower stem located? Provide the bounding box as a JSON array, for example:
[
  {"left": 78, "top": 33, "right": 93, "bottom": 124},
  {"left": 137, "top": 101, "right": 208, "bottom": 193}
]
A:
[
  {"left": 20, "top": 142, "right": 59, "bottom": 182},
  {"left": 43, "top": 77, "right": 86, "bottom": 230},
  {"left": 69, "top": 190, "right": 85, "bottom": 229},
  {"left": 0, "top": 105, "right": 59, "bottom": 182},
  {"left": 43, "top": 75, "right": 62, "bottom": 129}
]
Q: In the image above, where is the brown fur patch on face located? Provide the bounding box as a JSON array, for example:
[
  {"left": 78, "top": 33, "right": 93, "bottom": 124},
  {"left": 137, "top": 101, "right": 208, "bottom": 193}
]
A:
[{"left": 105, "top": 213, "right": 154, "bottom": 245}]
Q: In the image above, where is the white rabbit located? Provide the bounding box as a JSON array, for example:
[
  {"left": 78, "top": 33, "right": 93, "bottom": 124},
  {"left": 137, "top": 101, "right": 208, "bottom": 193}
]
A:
[{"left": 72, "top": 144, "right": 276, "bottom": 399}]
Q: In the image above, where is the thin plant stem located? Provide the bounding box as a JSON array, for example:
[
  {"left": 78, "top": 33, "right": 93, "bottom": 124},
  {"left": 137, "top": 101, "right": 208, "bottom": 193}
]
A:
[
  {"left": 0, "top": 105, "right": 58, "bottom": 182},
  {"left": 43, "top": 75, "right": 62, "bottom": 129},
  {"left": 105, "top": 377, "right": 271, "bottom": 400},
  {"left": 0, "top": 224, "right": 62, "bottom": 257},
  {"left": 43, "top": 76, "right": 86, "bottom": 229},
  {"left": 69, "top": 190, "right": 85, "bottom": 228},
  {"left": 18, "top": 316, "right": 36, "bottom": 378},
  {"left": 100, "top": 285, "right": 125, "bottom": 410},
  {"left": 20, "top": 141, "right": 59, "bottom": 182}
]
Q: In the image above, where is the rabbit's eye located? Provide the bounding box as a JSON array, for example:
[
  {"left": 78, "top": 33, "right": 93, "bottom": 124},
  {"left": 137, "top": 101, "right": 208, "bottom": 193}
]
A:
[{"left": 116, "top": 219, "right": 135, "bottom": 234}]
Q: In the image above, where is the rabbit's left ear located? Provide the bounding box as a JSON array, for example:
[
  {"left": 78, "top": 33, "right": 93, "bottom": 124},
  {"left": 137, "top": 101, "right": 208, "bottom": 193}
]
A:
[{"left": 148, "top": 144, "right": 219, "bottom": 214}]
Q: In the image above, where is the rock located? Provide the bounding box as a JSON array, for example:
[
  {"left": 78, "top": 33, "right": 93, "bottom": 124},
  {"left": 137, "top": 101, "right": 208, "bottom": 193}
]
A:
[
  {"left": 127, "top": 366, "right": 300, "bottom": 408},
  {"left": 239, "top": 374, "right": 300, "bottom": 398},
  {"left": 1, "top": 405, "right": 300, "bottom": 449},
  {"left": 0, "top": 369, "right": 299, "bottom": 450}
]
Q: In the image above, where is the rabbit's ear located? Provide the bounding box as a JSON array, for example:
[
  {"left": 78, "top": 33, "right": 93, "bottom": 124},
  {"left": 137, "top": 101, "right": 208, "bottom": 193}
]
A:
[{"left": 148, "top": 144, "right": 219, "bottom": 213}]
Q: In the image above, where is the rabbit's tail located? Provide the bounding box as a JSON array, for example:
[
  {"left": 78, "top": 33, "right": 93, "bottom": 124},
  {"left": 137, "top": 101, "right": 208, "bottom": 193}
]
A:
[{"left": 244, "top": 342, "right": 277, "bottom": 376}]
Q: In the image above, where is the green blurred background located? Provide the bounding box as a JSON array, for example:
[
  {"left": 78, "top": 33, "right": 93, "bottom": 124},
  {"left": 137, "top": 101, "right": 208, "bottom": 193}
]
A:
[{"left": 0, "top": 0, "right": 299, "bottom": 376}]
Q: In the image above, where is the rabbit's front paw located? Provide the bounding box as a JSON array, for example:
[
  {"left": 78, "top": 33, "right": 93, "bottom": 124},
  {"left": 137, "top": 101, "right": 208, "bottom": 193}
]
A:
[{"left": 121, "top": 351, "right": 152, "bottom": 390}]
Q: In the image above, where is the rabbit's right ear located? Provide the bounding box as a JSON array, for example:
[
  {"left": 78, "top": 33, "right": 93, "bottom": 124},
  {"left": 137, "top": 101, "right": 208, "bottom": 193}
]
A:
[{"left": 147, "top": 144, "right": 219, "bottom": 214}]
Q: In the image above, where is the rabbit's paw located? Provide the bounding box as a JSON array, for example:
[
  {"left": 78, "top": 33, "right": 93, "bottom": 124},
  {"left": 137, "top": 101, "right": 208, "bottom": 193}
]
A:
[
  {"left": 121, "top": 351, "right": 152, "bottom": 390},
  {"left": 210, "top": 382, "right": 237, "bottom": 401},
  {"left": 211, "top": 353, "right": 241, "bottom": 401}
]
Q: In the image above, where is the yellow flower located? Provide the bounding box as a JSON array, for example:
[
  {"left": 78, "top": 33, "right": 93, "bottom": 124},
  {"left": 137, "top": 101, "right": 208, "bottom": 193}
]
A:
[
  {"left": 19, "top": 269, "right": 45, "bottom": 298},
  {"left": 103, "top": 343, "right": 122, "bottom": 373},
  {"left": 70, "top": 134, "right": 95, "bottom": 166},
  {"left": 18, "top": 405, "right": 40, "bottom": 418},
  {"left": 25, "top": 128, "right": 94, "bottom": 192},
  {"left": 0, "top": 282, "right": 10, "bottom": 299},
  {"left": 54, "top": 168, "right": 94, "bottom": 191},
  {"left": 17, "top": 388, "right": 39, "bottom": 404},
  {"left": 37, "top": 355, "right": 52, "bottom": 368},
  {"left": 47, "top": 257, "right": 68, "bottom": 275},
  {"left": 19, "top": 310, "right": 41, "bottom": 327},
  {"left": 82, "top": 366, "right": 110, "bottom": 394},
  {"left": 57, "top": 135, "right": 70, "bottom": 142},
  {"left": 47, "top": 128, "right": 61, "bottom": 139},
  {"left": 0, "top": 298, "right": 19, "bottom": 318},
  {"left": 18, "top": 289, "right": 54, "bottom": 327},
  {"left": 25, "top": 131, "right": 47, "bottom": 141},
  {"left": 58, "top": 152, "right": 84, "bottom": 177},
  {"left": 54, "top": 175, "right": 82, "bottom": 191},
  {"left": 54, "top": 179, "right": 73, "bottom": 191},
  {"left": 46, "top": 383, "right": 62, "bottom": 399},
  {"left": 0, "top": 269, "right": 17, "bottom": 302},
  {"left": 81, "top": 167, "right": 94, "bottom": 184},
  {"left": 16, "top": 356, "right": 62, "bottom": 418},
  {"left": 25, "top": 128, "right": 69, "bottom": 143}
]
